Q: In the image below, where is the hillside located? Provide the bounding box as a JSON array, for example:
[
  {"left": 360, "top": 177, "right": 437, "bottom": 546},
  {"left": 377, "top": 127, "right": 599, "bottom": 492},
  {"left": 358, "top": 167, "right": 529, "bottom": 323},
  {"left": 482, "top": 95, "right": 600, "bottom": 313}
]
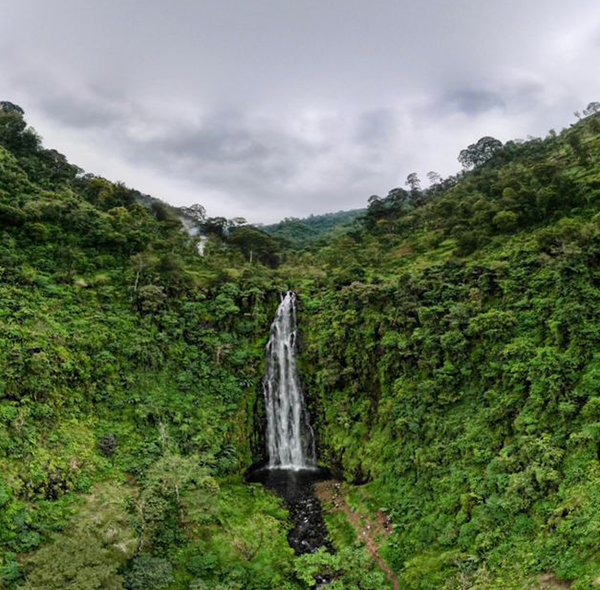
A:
[
  {"left": 2, "top": 100, "right": 600, "bottom": 589},
  {"left": 289, "top": 109, "right": 600, "bottom": 588},
  {"left": 261, "top": 209, "right": 365, "bottom": 248},
  {"left": 0, "top": 102, "right": 298, "bottom": 589}
]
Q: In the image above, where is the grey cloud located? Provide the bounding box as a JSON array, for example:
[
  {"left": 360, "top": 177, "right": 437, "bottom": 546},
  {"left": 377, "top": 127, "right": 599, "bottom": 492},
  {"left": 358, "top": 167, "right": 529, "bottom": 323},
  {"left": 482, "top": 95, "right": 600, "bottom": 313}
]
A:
[
  {"left": 143, "top": 115, "right": 293, "bottom": 166},
  {"left": 37, "top": 94, "right": 125, "bottom": 129},
  {"left": 444, "top": 90, "right": 505, "bottom": 115},
  {"left": 438, "top": 79, "right": 545, "bottom": 118},
  {"left": 1, "top": 0, "right": 600, "bottom": 221},
  {"left": 120, "top": 113, "right": 319, "bottom": 193},
  {"left": 354, "top": 109, "right": 396, "bottom": 147}
]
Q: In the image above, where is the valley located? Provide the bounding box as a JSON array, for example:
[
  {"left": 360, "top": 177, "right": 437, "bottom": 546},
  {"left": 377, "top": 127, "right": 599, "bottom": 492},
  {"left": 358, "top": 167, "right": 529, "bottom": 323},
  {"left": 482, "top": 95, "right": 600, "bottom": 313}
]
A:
[{"left": 2, "top": 101, "right": 600, "bottom": 589}]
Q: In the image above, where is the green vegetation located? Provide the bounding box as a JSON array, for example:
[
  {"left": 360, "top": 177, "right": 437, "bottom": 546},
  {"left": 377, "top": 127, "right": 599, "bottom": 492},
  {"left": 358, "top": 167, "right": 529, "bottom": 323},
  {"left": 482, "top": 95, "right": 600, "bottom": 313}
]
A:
[
  {"left": 294, "top": 547, "right": 391, "bottom": 589},
  {"left": 0, "top": 101, "right": 294, "bottom": 589},
  {"left": 292, "top": 105, "right": 600, "bottom": 588},
  {"left": 261, "top": 209, "right": 364, "bottom": 248},
  {"left": 3, "top": 98, "right": 600, "bottom": 588}
]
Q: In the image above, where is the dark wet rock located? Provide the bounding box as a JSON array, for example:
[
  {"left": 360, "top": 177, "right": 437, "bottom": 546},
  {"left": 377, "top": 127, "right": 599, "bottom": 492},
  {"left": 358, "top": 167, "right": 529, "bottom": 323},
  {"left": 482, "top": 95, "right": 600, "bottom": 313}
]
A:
[{"left": 247, "top": 467, "right": 334, "bottom": 556}]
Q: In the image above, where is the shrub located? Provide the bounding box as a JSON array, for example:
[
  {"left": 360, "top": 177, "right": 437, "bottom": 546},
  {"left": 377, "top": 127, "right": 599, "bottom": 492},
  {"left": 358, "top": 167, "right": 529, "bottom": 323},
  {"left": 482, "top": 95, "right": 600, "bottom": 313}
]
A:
[
  {"left": 18, "top": 485, "right": 136, "bottom": 590},
  {"left": 98, "top": 434, "right": 119, "bottom": 457},
  {"left": 123, "top": 555, "right": 173, "bottom": 590},
  {"left": 492, "top": 210, "right": 519, "bottom": 232}
]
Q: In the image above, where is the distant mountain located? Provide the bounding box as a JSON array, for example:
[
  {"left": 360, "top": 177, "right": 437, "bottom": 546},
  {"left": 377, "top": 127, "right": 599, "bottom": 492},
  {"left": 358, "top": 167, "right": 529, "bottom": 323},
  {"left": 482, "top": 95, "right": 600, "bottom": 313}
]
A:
[{"left": 260, "top": 208, "right": 365, "bottom": 248}]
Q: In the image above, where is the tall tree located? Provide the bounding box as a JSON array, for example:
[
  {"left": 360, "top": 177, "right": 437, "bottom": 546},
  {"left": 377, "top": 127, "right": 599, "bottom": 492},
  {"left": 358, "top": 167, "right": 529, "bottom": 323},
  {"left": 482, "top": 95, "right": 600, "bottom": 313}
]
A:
[
  {"left": 405, "top": 172, "right": 421, "bottom": 192},
  {"left": 458, "top": 136, "right": 503, "bottom": 169},
  {"left": 583, "top": 102, "right": 600, "bottom": 117},
  {"left": 426, "top": 171, "right": 442, "bottom": 185}
]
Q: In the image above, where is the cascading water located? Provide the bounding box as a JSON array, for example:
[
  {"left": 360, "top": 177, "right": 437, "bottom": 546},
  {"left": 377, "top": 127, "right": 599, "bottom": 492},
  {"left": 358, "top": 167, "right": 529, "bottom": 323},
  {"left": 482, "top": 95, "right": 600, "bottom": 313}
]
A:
[
  {"left": 249, "top": 291, "right": 331, "bottom": 558},
  {"left": 263, "top": 291, "right": 316, "bottom": 469}
]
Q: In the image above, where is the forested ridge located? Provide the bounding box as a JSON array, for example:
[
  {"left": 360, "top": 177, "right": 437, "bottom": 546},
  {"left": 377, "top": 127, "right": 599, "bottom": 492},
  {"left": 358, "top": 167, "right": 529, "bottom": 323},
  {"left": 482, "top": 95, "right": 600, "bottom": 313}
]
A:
[
  {"left": 261, "top": 209, "right": 365, "bottom": 249},
  {"left": 2, "top": 99, "right": 600, "bottom": 589}
]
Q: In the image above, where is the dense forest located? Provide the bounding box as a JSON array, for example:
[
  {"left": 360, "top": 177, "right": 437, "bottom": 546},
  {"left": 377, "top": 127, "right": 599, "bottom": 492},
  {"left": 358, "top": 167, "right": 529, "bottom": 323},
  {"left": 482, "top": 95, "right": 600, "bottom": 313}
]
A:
[
  {"left": 2, "top": 99, "right": 600, "bottom": 589},
  {"left": 261, "top": 210, "right": 364, "bottom": 249}
]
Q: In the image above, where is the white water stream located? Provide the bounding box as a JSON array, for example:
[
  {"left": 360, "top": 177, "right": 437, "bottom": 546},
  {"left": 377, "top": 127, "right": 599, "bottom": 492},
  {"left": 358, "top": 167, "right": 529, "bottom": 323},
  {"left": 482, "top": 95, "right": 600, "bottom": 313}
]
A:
[{"left": 263, "top": 292, "right": 315, "bottom": 469}]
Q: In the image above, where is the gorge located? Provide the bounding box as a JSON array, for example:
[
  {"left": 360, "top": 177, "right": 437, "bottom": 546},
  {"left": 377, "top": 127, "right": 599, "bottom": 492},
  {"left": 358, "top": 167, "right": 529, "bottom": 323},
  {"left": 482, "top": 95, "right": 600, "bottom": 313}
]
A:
[{"left": 3, "top": 102, "right": 600, "bottom": 589}]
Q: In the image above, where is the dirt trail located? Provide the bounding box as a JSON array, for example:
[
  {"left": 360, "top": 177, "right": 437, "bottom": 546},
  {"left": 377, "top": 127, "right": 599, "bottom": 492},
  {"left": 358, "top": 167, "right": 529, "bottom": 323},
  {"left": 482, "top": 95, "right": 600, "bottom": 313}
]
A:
[{"left": 314, "top": 480, "right": 400, "bottom": 590}]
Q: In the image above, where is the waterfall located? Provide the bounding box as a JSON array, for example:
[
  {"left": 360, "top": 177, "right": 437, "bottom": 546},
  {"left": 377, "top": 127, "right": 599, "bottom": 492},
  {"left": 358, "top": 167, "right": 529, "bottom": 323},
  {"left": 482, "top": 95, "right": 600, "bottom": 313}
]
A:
[{"left": 263, "top": 291, "right": 315, "bottom": 469}]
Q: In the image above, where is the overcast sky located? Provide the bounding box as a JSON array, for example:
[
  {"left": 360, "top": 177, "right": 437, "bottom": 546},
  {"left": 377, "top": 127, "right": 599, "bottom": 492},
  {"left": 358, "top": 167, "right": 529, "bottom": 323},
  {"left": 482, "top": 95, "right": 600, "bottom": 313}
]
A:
[{"left": 1, "top": 0, "right": 600, "bottom": 223}]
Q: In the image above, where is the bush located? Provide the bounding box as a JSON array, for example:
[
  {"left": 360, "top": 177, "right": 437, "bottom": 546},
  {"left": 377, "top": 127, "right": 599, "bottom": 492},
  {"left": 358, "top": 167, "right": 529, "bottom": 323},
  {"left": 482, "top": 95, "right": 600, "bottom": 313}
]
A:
[
  {"left": 98, "top": 434, "right": 119, "bottom": 457},
  {"left": 493, "top": 210, "right": 519, "bottom": 232},
  {"left": 18, "top": 485, "right": 136, "bottom": 590},
  {"left": 187, "top": 553, "right": 219, "bottom": 577},
  {"left": 123, "top": 555, "right": 173, "bottom": 590},
  {"left": 135, "top": 285, "right": 167, "bottom": 313}
]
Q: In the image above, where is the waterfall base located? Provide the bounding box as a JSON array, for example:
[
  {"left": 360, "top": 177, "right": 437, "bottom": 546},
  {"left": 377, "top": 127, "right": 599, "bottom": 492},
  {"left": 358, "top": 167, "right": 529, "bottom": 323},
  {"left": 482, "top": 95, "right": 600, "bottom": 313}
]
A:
[{"left": 247, "top": 466, "right": 333, "bottom": 556}]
